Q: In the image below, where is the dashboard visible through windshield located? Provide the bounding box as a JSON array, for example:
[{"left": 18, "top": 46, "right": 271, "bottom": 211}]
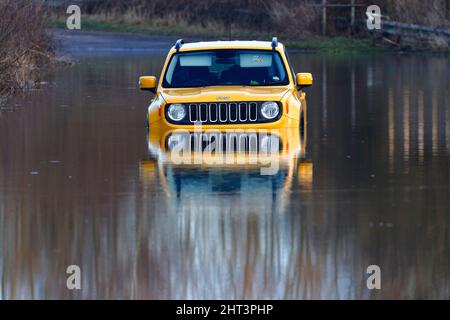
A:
[{"left": 162, "top": 49, "right": 290, "bottom": 88}]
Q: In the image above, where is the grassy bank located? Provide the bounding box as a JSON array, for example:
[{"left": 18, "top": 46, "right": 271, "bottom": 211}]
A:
[
  {"left": 48, "top": 17, "right": 380, "bottom": 54},
  {"left": 48, "top": 0, "right": 449, "bottom": 53},
  {"left": 0, "top": 1, "right": 58, "bottom": 100}
]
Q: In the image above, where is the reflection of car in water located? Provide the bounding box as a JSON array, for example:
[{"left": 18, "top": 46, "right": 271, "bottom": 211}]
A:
[
  {"left": 138, "top": 38, "right": 313, "bottom": 131},
  {"left": 139, "top": 128, "right": 313, "bottom": 296},
  {"left": 140, "top": 127, "right": 313, "bottom": 213}
]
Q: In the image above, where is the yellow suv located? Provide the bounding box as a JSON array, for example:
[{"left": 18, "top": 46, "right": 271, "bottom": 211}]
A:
[{"left": 139, "top": 37, "right": 313, "bottom": 130}]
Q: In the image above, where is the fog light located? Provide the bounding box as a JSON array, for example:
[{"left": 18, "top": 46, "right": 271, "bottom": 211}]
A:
[
  {"left": 167, "top": 104, "right": 186, "bottom": 121},
  {"left": 261, "top": 101, "right": 279, "bottom": 119}
]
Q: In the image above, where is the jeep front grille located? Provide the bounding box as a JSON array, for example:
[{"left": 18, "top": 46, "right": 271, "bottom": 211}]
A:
[
  {"left": 165, "top": 101, "right": 281, "bottom": 125},
  {"left": 189, "top": 102, "right": 258, "bottom": 124}
]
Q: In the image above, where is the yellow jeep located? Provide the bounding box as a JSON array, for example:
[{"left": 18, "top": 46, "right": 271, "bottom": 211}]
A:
[{"left": 139, "top": 37, "right": 312, "bottom": 130}]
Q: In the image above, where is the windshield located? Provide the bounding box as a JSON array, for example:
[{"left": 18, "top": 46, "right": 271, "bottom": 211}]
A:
[{"left": 162, "top": 49, "right": 289, "bottom": 88}]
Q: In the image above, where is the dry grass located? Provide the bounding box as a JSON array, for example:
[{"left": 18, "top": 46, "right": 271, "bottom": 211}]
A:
[
  {"left": 48, "top": 0, "right": 449, "bottom": 52},
  {"left": 375, "top": 0, "right": 449, "bottom": 50},
  {"left": 0, "top": 0, "right": 55, "bottom": 98},
  {"left": 75, "top": 0, "right": 449, "bottom": 36},
  {"left": 387, "top": 0, "right": 449, "bottom": 27},
  {"left": 64, "top": 0, "right": 323, "bottom": 39}
]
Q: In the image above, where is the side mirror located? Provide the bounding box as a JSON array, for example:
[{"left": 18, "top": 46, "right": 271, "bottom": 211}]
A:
[
  {"left": 139, "top": 76, "right": 157, "bottom": 93},
  {"left": 296, "top": 73, "right": 313, "bottom": 90}
]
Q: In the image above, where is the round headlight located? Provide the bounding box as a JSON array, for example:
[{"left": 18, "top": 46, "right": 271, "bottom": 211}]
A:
[
  {"left": 167, "top": 104, "right": 186, "bottom": 121},
  {"left": 260, "top": 102, "right": 280, "bottom": 119}
]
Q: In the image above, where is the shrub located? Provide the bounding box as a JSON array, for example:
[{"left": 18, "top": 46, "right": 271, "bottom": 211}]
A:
[{"left": 0, "top": 0, "right": 55, "bottom": 97}]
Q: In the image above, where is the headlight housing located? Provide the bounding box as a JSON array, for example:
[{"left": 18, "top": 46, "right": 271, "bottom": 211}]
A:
[
  {"left": 260, "top": 101, "right": 280, "bottom": 120},
  {"left": 167, "top": 104, "right": 186, "bottom": 122}
]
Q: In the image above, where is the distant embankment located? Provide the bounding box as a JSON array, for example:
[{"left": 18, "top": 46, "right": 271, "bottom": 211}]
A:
[
  {"left": 379, "top": 19, "right": 450, "bottom": 50},
  {"left": 45, "top": 0, "right": 449, "bottom": 51}
]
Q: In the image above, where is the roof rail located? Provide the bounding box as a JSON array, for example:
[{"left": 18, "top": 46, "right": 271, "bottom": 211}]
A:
[
  {"left": 271, "top": 37, "right": 278, "bottom": 50},
  {"left": 175, "top": 39, "right": 184, "bottom": 52}
]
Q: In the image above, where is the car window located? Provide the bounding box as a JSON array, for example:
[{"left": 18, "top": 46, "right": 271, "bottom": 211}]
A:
[{"left": 163, "top": 49, "right": 289, "bottom": 88}]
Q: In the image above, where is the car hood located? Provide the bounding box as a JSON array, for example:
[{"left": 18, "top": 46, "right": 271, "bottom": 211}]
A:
[{"left": 160, "top": 86, "right": 290, "bottom": 103}]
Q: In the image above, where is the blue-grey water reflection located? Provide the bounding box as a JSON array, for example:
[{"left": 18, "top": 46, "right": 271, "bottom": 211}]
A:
[{"left": 0, "top": 38, "right": 449, "bottom": 299}]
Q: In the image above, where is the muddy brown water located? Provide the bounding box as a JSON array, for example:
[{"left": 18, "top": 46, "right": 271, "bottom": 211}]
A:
[{"left": 0, "top": 31, "right": 449, "bottom": 299}]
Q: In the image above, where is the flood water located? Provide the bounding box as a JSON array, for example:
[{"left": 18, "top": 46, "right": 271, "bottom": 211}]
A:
[{"left": 0, "top": 31, "right": 449, "bottom": 299}]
